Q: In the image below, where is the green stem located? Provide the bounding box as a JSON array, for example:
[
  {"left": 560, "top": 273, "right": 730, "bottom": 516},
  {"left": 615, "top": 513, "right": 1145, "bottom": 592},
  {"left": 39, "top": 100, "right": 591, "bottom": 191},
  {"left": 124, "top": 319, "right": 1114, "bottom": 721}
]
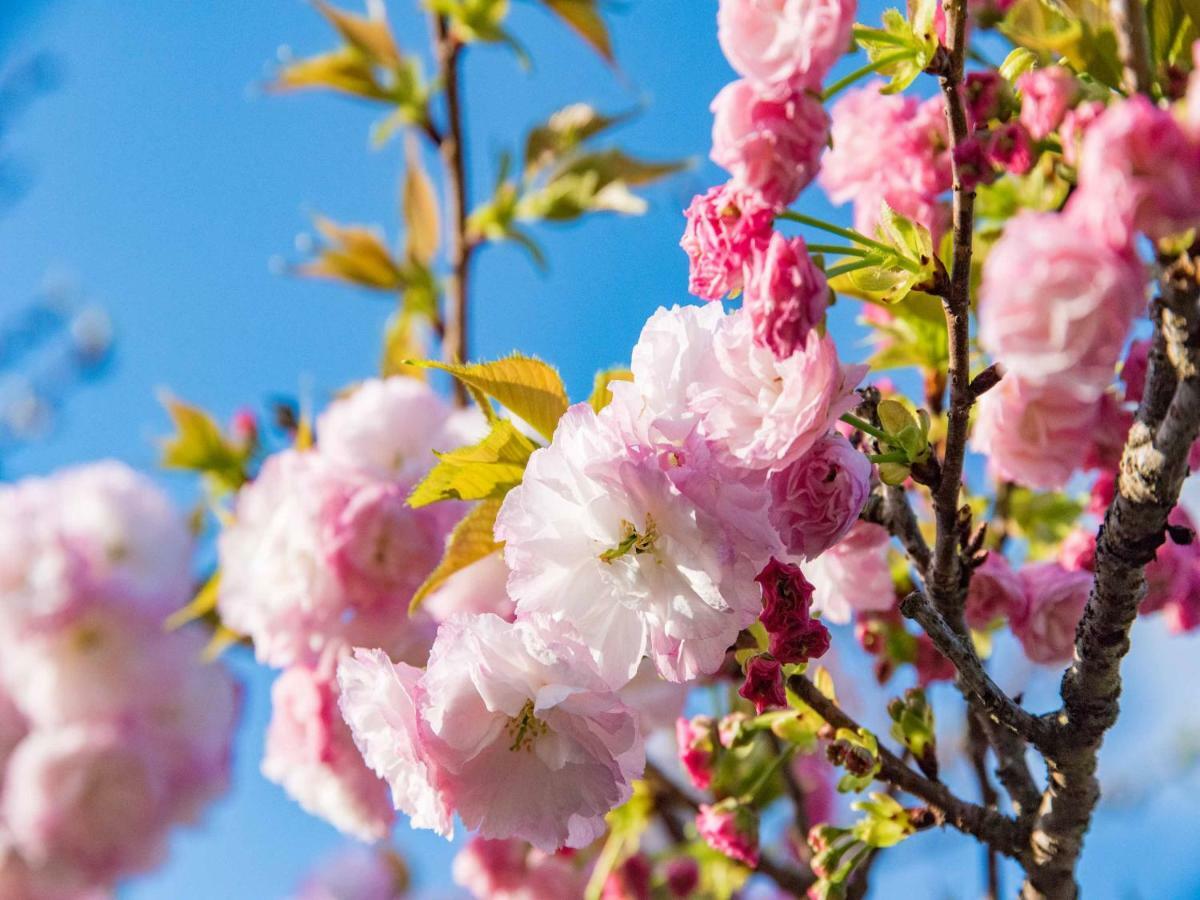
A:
[
  {"left": 742, "top": 743, "right": 798, "bottom": 804},
  {"left": 868, "top": 451, "right": 909, "bottom": 465},
  {"left": 841, "top": 413, "right": 891, "bottom": 443},
  {"left": 777, "top": 211, "right": 894, "bottom": 257},
  {"left": 852, "top": 26, "right": 912, "bottom": 46},
  {"left": 806, "top": 242, "right": 870, "bottom": 257},
  {"left": 825, "top": 259, "right": 875, "bottom": 279},
  {"left": 821, "top": 50, "right": 917, "bottom": 101}
]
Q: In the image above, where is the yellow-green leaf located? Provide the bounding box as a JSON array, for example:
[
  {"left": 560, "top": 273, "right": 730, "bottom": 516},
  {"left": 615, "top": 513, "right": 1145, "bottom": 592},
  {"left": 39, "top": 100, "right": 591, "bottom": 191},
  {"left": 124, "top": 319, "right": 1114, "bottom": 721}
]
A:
[
  {"left": 407, "top": 419, "right": 537, "bottom": 507},
  {"left": 403, "top": 135, "right": 440, "bottom": 265},
  {"left": 381, "top": 312, "right": 429, "bottom": 380},
  {"left": 588, "top": 368, "right": 633, "bottom": 413},
  {"left": 313, "top": 0, "right": 401, "bottom": 66},
  {"left": 166, "top": 572, "right": 221, "bottom": 631},
  {"left": 410, "top": 499, "right": 503, "bottom": 612},
  {"left": 419, "top": 354, "right": 569, "bottom": 440},
  {"left": 300, "top": 216, "right": 406, "bottom": 291},
  {"left": 159, "top": 394, "right": 247, "bottom": 492},
  {"left": 272, "top": 47, "right": 388, "bottom": 99},
  {"left": 539, "top": 0, "right": 613, "bottom": 60}
]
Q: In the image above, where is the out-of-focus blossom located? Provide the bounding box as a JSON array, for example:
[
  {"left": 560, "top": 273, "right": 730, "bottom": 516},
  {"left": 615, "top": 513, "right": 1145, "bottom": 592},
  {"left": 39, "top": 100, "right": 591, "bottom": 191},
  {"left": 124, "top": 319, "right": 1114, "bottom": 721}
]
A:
[
  {"left": 1141, "top": 508, "right": 1200, "bottom": 634},
  {"left": 676, "top": 716, "right": 716, "bottom": 791},
  {"left": 681, "top": 183, "right": 774, "bottom": 302},
  {"left": 1012, "top": 563, "right": 1092, "bottom": 664},
  {"left": 1017, "top": 66, "right": 1079, "bottom": 140},
  {"left": 339, "top": 617, "right": 644, "bottom": 851},
  {"left": 697, "top": 800, "right": 760, "bottom": 867},
  {"left": 1059, "top": 99, "right": 1106, "bottom": 167},
  {"left": 738, "top": 655, "right": 787, "bottom": 714},
  {"left": 452, "top": 836, "right": 584, "bottom": 900},
  {"left": 711, "top": 80, "right": 829, "bottom": 206},
  {"left": 1059, "top": 529, "right": 1098, "bottom": 574},
  {"left": 768, "top": 433, "right": 871, "bottom": 561},
  {"left": 601, "top": 853, "right": 651, "bottom": 900},
  {"left": 965, "top": 553, "right": 1026, "bottom": 630},
  {"left": 986, "top": 122, "right": 1035, "bottom": 175},
  {"left": 716, "top": 0, "right": 857, "bottom": 94},
  {"left": 262, "top": 664, "right": 394, "bottom": 842},
  {"left": 803, "top": 522, "right": 894, "bottom": 624},
  {"left": 664, "top": 857, "right": 701, "bottom": 897}
]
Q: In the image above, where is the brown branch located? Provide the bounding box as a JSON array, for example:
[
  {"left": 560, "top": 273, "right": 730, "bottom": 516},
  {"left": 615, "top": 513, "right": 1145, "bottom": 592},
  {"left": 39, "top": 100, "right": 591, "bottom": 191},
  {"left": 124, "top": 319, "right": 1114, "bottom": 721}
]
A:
[
  {"left": 863, "top": 484, "right": 933, "bottom": 574},
  {"left": 1022, "top": 251, "right": 1200, "bottom": 899},
  {"left": 1110, "top": 0, "right": 1153, "bottom": 96},
  {"left": 786, "top": 675, "right": 1025, "bottom": 858},
  {"left": 432, "top": 15, "right": 472, "bottom": 406},
  {"left": 968, "top": 712, "right": 1001, "bottom": 900},
  {"left": 978, "top": 715, "right": 1041, "bottom": 824}
]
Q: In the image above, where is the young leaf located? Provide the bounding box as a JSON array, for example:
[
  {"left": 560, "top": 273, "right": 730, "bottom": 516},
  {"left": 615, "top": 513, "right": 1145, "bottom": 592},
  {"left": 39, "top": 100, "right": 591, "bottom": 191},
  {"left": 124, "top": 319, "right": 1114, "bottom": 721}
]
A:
[
  {"left": 272, "top": 47, "right": 388, "bottom": 99},
  {"left": 523, "top": 103, "right": 632, "bottom": 175},
  {"left": 418, "top": 354, "right": 569, "bottom": 440},
  {"left": 300, "top": 216, "right": 406, "bottom": 291},
  {"left": 159, "top": 394, "right": 248, "bottom": 492},
  {"left": 410, "top": 499, "right": 503, "bottom": 612},
  {"left": 403, "top": 136, "right": 440, "bottom": 266},
  {"left": 313, "top": 0, "right": 401, "bottom": 66},
  {"left": 538, "top": 0, "right": 614, "bottom": 61},
  {"left": 166, "top": 571, "right": 222, "bottom": 631},
  {"left": 588, "top": 368, "right": 633, "bottom": 413},
  {"left": 407, "top": 419, "right": 537, "bottom": 507},
  {"left": 381, "top": 312, "right": 429, "bottom": 380}
]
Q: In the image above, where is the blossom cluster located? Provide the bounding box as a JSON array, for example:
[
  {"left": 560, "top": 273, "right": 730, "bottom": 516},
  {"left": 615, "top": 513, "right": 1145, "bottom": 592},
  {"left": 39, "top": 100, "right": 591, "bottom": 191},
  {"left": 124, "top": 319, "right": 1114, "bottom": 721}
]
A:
[{"left": 0, "top": 462, "right": 238, "bottom": 897}]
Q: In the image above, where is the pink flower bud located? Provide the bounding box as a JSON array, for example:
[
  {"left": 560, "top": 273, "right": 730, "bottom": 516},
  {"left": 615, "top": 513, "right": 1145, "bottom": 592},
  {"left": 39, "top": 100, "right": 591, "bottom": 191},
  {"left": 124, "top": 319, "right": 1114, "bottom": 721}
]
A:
[
  {"left": 743, "top": 233, "right": 828, "bottom": 358},
  {"left": 1017, "top": 66, "right": 1079, "bottom": 140},
  {"left": 986, "top": 122, "right": 1035, "bottom": 175},
  {"left": 675, "top": 716, "right": 716, "bottom": 791},
  {"left": 664, "top": 857, "right": 700, "bottom": 897},
  {"left": 681, "top": 183, "right": 775, "bottom": 302},
  {"left": 964, "top": 71, "right": 1008, "bottom": 126},
  {"left": 697, "top": 801, "right": 760, "bottom": 868},
  {"left": 738, "top": 655, "right": 787, "bottom": 714},
  {"left": 953, "top": 135, "right": 997, "bottom": 191},
  {"left": 711, "top": 80, "right": 829, "bottom": 207},
  {"left": 602, "top": 854, "right": 651, "bottom": 900}
]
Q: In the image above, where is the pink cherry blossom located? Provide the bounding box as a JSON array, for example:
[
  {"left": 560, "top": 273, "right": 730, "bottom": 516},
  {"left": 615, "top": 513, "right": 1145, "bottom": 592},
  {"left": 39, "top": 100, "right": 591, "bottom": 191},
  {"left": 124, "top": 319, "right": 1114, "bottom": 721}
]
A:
[
  {"left": 676, "top": 715, "right": 716, "bottom": 790},
  {"left": 421, "top": 551, "right": 516, "bottom": 623},
  {"left": 1059, "top": 99, "right": 1106, "bottom": 167},
  {"left": 1141, "top": 509, "right": 1200, "bottom": 634},
  {"left": 1017, "top": 66, "right": 1079, "bottom": 140},
  {"left": 978, "top": 210, "right": 1144, "bottom": 399},
  {"left": 986, "top": 122, "right": 1035, "bottom": 175},
  {"left": 680, "top": 182, "right": 774, "bottom": 301},
  {"left": 697, "top": 801, "right": 760, "bottom": 867},
  {"left": 690, "top": 309, "right": 867, "bottom": 474},
  {"left": 964, "top": 553, "right": 1026, "bottom": 630},
  {"left": 1012, "top": 563, "right": 1092, "bottom": 665},
  {"left": 1059, "top": 529, "right": 1097, "bottom": 573},
  {"left": 802, "top": 521, "right": 894, "bottom": 624},
  {"left": 453, "top": 837, "right": 584, "bottom": 900},
  {"left": 496, "top": 402, "right": 776, "bottom": 685},
  {"left": 1070, "top": 95, "right": 1200, "bottom": 247},
  {"left": 742, "top": 232, "right": 828, "bottom": 357},
  {"left": 263, "top": 663, "right": 394, "bottom": 842},
  {"left": 710, "top": 80, "right": 829, "bottom": 206},
  {"left": 339, "top": 616, "right": 644, "bottom": 851},
  {"left": 971, "top": 375, "right": 1104, "bottom": 490},
  {"left": 963, "top": 71, "right": 1007, "bottom": 126},
  {"left": 820, "top": 83, "right": 952, "bottom": 240},
  {"left": 1121, "top": 338, "right": 1150, "bottom": 404},
  {"left": 716, "top": 0, "right": 856, "bottom": 93},
  {"left": 768, "top": 432, "right": 872, "bottom": 560},
  {"left": 294, "top": 847, "right": 407, "bottom": 900},
  {"left": 618, "top": 659, "right": 689, "bottom": 736}
]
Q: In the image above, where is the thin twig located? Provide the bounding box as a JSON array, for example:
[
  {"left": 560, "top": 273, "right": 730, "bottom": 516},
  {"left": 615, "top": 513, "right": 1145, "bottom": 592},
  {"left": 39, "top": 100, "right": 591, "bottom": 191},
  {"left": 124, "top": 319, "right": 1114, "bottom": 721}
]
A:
[{"left": 968, "top": 712, "right": 1001, "bottom": 900}]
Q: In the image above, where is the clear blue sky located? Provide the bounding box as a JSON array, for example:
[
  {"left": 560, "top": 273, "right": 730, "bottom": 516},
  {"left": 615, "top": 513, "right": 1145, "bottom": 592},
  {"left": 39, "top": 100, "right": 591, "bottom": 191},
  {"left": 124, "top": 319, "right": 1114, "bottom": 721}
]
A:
[{"left": 2, "top": 2, "right": 1199, "bottom": 897}]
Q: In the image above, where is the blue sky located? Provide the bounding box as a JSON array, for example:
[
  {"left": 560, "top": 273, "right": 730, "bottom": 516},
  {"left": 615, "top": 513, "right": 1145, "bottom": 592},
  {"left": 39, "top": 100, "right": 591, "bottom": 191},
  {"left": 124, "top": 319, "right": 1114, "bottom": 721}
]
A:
[{"left": 3, "top": 1, "right": 1200, "bottom": 897}]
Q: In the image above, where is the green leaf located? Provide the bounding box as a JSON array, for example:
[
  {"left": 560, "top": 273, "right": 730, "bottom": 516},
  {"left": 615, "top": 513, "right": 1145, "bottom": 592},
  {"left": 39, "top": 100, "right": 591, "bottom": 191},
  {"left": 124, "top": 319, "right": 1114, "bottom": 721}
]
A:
[
  {"left": 407, "top": 419, "right": 537, "bottom": 508},
  {"left": 1006, "top": 487, "right": 1085, "bottom": 558},
  {"left": 538, "top": 0, "right": 614, "bottom": 61},
  {"left": 403, "top": 136, "right": 440, "bottom": 266},
  {"left": 850, "top": 793, "right": 915, "bottom": 848},
  {"left": 427, "top": 0, "right": 512, "bottom": 43},
  {"left": 855, "top": 7, "right": 935, "bottom": 94},
  {"left": 381, "top": 312, "right": 429, "bottom": 380},
  {"left": 523, "top": 103, "right": 633, "bottom": 175},
  {"left": 159, "top": 394, "right": 248, "bottom": 493},
  {"left": 410, "top": 499, "right": 503, "bottom": 612},
  {"left": 272, "top": 47, "right": 390, "bottom": 100},
  {"left": 313, "top": 0, "right": 401, "bottom": 66},
  {"left": 588, "top": 368, "right": 633, "bottom": 413},
  {"left": 417, "top": 354, "right": 569, "bottom": 440},
  {"left": 1000, "top": 0, "right": 1124, "bottom": 90}
]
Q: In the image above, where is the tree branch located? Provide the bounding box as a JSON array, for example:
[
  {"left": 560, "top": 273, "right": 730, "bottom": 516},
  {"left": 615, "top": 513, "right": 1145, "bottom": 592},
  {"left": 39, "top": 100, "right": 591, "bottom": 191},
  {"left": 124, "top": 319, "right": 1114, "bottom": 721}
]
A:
[
  {"left": 1022, "top": 251, "right": 1200, "bottom": 899},
  {"left": 432, "top": 15, "right": 472, "bottom": 406},
  {"left": 1110, "top": 0, "right": 1153, "bottom": 95},
  {"left": 863, "top": 484, "right": 932, "bottom": 573},
  {"left": 786, "top": 675, "right": 1025, "bottom": 858}
]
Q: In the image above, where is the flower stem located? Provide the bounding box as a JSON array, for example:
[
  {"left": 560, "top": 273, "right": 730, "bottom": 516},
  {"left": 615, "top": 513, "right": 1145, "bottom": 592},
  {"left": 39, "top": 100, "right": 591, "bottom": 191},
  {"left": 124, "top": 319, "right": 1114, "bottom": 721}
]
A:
[
  {"left": 868, "top": 451, "right": 909, "bottom": 465},
  {"left": 821, "top": 50, "right": 917, "bottom": 102},
  {"left": 840, "top": 413, "right": 892, "bottom": 443},
  {"left": 824, "top": 259, "right": 875, "bottom": 279},
  {"left": 741, "top": 742, "right": 798, "bottom": 804},
  {"left": 777, "top": 211, "right": 893, "bottom": 257},
  {"left": 806, "top": 242, "right": 870, "bottom": 257}
]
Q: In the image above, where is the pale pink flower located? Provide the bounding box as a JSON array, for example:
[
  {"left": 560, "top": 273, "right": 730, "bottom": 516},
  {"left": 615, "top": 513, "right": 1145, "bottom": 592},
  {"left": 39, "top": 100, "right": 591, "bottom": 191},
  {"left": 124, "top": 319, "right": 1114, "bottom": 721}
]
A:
[
  {"left": 1012, "top": 563, "right": 1092, "bottom": 665},
  {"left": 964, "top": 553, "right": 1026, "bottom": 630},
  {"left": 0, "top": 685, "right": 26, "bottom": 775},
  {"left": 691, "top": 309, "right": 866, "bottom": 474},
  {"left": 422, "top": 552, "right": 516, "bottom": 623},
  {"left": 339, "top": 616, "right": 644, "bottom": 851},
  {"left": 496, "top": 403, "right": 775, "bottom": 685},
  {"left": 1059, "top": 99, "right": 1106, "bottom": 167},
  {"left": 262, "top": 664, "right": 395, "bottom": 842},
  {"left": 316, "top": 377, "right": 475, "bottom": 483},
  {"left": 971, "top": 375, "right": 1103, "bottom": 490},
  {"left": 1, "top": 724, "right": 172, "bottom": 884},
  {"left": 802, "top": 522, "right": 894, "bottom": 624},
  {"left": 452, "top": 836, "right": 584, "bottom": 900},
  {"left": 768, "top": 432, "right": 872, "bottom": 560},
  {"left": 681, "top": 182, "right": 774, "bottom": 301},
  {"left": 1071, "top": 95, "right": 1200, "bottom": 247},
  {"left": 717, "top": 0, "right": 857, "bottom": 93},
  {"left": 1141, "top": 509, "right": 1200, "bottom": 634},
  {"left": 710, "top": 80, "right": 829, "bottom": 206},
  {"left": 743, "top": 232, "right": 828, "bottom": 357},
  {"left": 0, "top": 845, "right": 110, "bottom": 900},
  {"left": 978, "top": 210, "right": 1144, "bottom": 399},
  {"left": 294, "top": 847, "right": 407, "bottom": 900},
  {"left": 697, "top": 801, "right": 759, "bottom": 867},
  {"left": 618, "top": 659, "right": 689, "bottom": 736},
  {"left": 1122, "top": 338, "right": 1151, "bottom": 404},
  {"left": 1017, "top": 66, "right": 1079, "bottom": 140},
  {"left": 820, "top": 83, "right": 952, "bottom": 240}
]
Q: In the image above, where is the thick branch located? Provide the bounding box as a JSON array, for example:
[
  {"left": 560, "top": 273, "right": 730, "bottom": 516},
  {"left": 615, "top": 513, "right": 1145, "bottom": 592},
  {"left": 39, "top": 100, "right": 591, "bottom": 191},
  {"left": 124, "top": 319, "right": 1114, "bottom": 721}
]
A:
[
  {"left": 432, "top": 15, "right": 472, "bottom": 406},
  {"left": 786, "top": 675, "right": 1024, "bottom": 858},
  {"left": 863, "top": 484, "right": 932, "bottom": 573},
  {"left": 1022, "top": 252, "right": 1200, "bottom": 899}
]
